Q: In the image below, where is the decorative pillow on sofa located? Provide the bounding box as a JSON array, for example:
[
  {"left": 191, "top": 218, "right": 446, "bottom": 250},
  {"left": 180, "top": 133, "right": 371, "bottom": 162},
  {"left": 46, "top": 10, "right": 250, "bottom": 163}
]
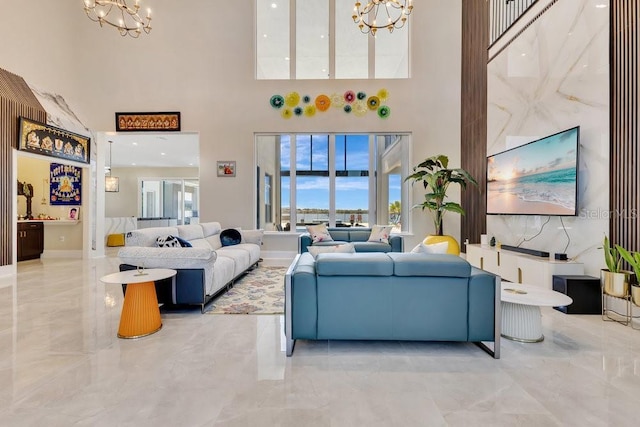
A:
[
  {"left": 220, "top": 228, "right": 242, "bottom": 246},
  {"left": 308, "top": 242, "right": 355, "bottom": 258},
  {"left": 156, "top": 235, "right": 192, "bottom": 248},
  {"left": 410, "top": 241, "right": 449, "bottom": 254},
  {"left": 367, "top": 225, "right": 393, "bottom": 244},
  {"left": 307, "top": 223, "right": 333, "bottom": 243}
]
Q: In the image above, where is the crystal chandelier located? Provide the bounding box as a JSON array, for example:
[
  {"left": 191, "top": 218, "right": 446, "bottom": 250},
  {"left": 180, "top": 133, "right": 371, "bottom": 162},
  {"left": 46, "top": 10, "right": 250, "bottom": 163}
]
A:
[
  {"left": 353, "top": 0, "right": 413, "bottom": 36},
  {"left": 83, "top": 0, "right": 152, "bottom": 38}
]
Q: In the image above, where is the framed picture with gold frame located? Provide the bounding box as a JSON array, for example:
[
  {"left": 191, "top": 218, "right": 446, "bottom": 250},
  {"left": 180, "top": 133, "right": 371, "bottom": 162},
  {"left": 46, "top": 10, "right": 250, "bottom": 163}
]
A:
[{"left": 18, "top": 117, "right": 90, "bottom": 164}]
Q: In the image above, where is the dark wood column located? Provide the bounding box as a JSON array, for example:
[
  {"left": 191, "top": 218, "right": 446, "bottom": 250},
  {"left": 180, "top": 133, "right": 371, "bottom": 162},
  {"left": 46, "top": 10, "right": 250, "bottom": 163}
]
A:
[
  {"left": 461, "top": 0, "right": 489, "bottom": 245},
  {"left": 610, "top": 0, "right": 639, "bottom": 251},
  {"left": 0, "top": 68, "right": 47, "bottom": 266}
]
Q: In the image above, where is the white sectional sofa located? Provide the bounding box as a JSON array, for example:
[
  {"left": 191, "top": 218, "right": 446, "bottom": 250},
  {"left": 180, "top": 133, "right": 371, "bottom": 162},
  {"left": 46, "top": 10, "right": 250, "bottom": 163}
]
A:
[{"left": 117, "top": 222, "right": 263, "bottom": 312}]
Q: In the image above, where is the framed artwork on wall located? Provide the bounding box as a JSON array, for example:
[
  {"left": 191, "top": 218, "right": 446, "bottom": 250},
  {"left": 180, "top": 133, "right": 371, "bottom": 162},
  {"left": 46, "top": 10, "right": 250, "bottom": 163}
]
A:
[
  {"left": 115, "top": 112, "right": 181, "bottom": 131},
  {"left": 50, "top": 163, "right": 82, "bottom": 205},
  {"left": 18, "top": 117, "right": 90, "bottom": 164},
  {"left": 217, "top": 161, "right": 236, "bottom": 177}
]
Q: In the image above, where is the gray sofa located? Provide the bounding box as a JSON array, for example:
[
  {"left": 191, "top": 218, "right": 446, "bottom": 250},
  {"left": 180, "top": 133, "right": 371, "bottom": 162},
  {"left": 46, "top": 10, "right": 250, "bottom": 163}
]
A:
[
  {"left": 285, "top": 252, "right": 500, "bottom": 358},
  {"left": 118, "top": 222, "right": 263, "bottom": 312},
  {"left": 298, "top": 227, "right": 404, "bottom": 253}
]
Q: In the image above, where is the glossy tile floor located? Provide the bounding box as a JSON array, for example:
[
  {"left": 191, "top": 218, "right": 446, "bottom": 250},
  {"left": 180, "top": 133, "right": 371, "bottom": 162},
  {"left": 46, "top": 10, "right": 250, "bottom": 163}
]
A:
[{"left": 1, "top": 256, "right": 640, "bottom": 426}]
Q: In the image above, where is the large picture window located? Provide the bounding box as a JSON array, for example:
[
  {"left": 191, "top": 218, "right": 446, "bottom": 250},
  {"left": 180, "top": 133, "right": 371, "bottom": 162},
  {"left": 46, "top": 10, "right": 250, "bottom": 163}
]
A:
[
  {"left": 256, "top": 133, "right": 410, "bottom": 232},
  {"left": 256, "top": 0, "right": 410, "bottom": 79}
]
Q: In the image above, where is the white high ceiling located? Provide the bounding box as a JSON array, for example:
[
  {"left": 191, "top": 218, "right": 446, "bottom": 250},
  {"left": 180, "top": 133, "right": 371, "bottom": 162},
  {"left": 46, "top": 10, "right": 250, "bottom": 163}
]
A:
[{"left": 106, "top": 132, "right": 199, "bottom": 168}]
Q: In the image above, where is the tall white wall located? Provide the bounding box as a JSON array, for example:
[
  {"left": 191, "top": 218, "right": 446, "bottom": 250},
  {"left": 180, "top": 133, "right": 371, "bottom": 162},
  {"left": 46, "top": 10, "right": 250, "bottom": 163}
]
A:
[
  {"left": 487, "top": 0, "right": 609, "bottom": 276},
  {"left": 0, "top": 0, "right": 462, "bottom": 252}
]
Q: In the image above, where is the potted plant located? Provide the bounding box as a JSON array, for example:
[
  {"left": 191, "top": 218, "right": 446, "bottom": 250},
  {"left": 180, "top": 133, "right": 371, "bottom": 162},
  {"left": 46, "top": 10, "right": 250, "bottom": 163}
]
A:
[
  {"left": 405, "top": 154, "right": 477, "bottom": 254},
  {"left": 616, "top": 245, "right": 640, "bottom": 305},
  {"left": 601, "top": 236, "right": 631, "bottom": 298}
]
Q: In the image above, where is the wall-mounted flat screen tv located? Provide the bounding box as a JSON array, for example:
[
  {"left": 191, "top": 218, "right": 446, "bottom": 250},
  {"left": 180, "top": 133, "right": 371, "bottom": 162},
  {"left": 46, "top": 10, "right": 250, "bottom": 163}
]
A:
[{"left": 486, "top": 126, "right": 579, "bottom": 216}]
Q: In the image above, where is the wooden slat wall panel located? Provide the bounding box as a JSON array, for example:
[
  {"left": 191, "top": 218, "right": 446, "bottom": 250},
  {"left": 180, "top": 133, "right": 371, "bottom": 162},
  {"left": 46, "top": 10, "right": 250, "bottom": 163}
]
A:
[
  {"left": 0, "top": 68, "right": 46, "bottom": 267},
  {"left": 461, "top": 0, "right": 489, "bottom": 245},
  {"left": 610, "top": 0, "right": 639, "bottom": 253}
]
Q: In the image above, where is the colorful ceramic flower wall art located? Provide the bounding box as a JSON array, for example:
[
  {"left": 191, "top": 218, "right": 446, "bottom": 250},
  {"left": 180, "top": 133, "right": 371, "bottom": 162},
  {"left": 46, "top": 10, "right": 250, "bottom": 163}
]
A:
[{"left": 269, "top": 89, "right": 390, "bottom": 119}]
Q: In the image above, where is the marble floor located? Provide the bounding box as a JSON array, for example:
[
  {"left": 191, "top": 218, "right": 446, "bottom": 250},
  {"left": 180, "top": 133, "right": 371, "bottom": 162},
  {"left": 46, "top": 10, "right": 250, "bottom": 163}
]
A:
[{"left": 1, "top": 256, "right": 640, "bottom": 426}]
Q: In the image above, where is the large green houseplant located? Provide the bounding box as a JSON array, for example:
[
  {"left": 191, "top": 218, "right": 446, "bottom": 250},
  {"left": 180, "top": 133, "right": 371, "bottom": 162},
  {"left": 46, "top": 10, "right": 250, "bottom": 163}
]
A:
[{"left": 406, "top": 154, "right": 477, "bottom": 254}]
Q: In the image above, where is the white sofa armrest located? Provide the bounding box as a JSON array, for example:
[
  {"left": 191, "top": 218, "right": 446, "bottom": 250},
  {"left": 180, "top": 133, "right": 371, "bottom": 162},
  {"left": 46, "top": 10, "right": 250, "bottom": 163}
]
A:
[{"left": 240, "top": 229, "right": 264, "bottom": 245}]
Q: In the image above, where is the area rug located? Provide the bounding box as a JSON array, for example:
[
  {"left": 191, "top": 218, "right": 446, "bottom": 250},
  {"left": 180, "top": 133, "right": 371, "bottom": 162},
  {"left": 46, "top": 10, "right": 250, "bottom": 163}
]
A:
[{"left": 207, "top": 266, "right": 286, "bottom": 314}]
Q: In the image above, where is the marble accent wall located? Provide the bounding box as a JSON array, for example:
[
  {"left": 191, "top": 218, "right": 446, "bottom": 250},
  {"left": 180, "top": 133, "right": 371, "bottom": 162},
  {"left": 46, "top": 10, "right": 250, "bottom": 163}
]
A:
[
  {"left": 487, "top": 0, "right": 609, "bottom": 277},
  {"left": 27, "top": 84, "right": 97, "bottom": 251}
]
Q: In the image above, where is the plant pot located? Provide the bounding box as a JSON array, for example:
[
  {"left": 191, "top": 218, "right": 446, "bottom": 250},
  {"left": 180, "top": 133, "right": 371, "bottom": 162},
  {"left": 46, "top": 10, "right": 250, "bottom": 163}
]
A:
[
  {"left": 632, "top": 283, "right": 640, "bottom": 306},
  {"left": 423, "top": 234, "right": 460, "bottom": 255},
  {"left": 600, "top": 269, "right": 631, "bottom": 298}
]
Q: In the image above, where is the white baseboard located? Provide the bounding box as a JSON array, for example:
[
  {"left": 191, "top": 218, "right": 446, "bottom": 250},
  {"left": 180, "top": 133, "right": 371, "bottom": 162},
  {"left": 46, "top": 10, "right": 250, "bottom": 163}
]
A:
[
  {"left": 0, "top": 264, "right": 17, "bottom": 278},
  {"left": 42, "top": 250, "right": 83, "bottom": 259}
]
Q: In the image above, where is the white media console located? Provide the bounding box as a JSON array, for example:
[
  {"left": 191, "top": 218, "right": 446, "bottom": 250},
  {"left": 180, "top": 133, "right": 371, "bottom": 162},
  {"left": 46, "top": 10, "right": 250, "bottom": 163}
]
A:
[{"left": 465, "top": 244, "right": 584, "bottom": 289}]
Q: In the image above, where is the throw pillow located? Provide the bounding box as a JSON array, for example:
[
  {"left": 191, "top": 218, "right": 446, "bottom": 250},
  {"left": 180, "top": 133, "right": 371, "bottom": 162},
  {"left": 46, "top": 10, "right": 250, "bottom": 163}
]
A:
[
  {"left": 156, "top": 235, "right": 181, "bottom": 248},
  {"left": 307, "top": 223, "right": 333, "bottom": 244},
  {"left": 308, "top": 242, "right": 355, "bottom": 258},
  {"left": 367, "top": 225, "right": 393, "bottom": 244},
  {"left": 220, "top": 228, "right": 242, "bottom": 246},
  {"left": 410, "top": 241, "right": 449, "bottom": 254},
  {"left": 175, "top": 236, "right": 193, "bottom": 247}
]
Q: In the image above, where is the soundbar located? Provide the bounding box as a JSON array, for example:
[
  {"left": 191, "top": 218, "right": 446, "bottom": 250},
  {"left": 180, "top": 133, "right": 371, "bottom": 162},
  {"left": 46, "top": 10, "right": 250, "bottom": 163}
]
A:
[{"left": 500, "top": 244, "right": 549, "bottom": 258}]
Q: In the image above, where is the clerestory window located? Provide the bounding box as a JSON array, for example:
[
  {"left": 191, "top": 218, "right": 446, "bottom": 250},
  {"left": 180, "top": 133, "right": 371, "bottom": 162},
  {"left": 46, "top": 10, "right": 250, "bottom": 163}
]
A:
[{"left": 256, "top": 0, "right": 410, "bottom": 79}]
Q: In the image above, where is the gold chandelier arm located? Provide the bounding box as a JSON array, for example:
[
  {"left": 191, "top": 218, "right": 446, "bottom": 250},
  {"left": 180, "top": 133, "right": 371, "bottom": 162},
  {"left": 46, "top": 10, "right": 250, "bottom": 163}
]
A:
[
  {"left": 353, "top": 0, "right": 413, "bottom": 35},
  {"left": 84, "top": 0, "right": 152, "bottom": 38}
]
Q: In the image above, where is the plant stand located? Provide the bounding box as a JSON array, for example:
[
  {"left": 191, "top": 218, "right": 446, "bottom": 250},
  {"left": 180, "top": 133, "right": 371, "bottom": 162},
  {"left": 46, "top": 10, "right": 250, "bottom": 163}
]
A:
[
  {"left": 631, "top": 285, "right": 640, "bottom": 330},
  {"left": 602, "top": 286, "right": 631, "bottom": 326}
]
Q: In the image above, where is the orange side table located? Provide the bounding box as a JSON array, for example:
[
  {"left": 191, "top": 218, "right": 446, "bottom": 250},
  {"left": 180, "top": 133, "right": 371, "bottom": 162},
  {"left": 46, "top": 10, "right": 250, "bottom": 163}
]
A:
[{"left": 101, "top": 268, "right": 176, "bottom": 339}]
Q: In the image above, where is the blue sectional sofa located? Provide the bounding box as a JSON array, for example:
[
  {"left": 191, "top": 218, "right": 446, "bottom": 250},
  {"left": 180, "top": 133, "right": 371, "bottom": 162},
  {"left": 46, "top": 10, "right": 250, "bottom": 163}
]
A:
[
  {"left": 298, "top": 227, "right": 404, "bottom": 253},
  {"left": 285, "top": 252, "right": 501, "bottom": 358}
]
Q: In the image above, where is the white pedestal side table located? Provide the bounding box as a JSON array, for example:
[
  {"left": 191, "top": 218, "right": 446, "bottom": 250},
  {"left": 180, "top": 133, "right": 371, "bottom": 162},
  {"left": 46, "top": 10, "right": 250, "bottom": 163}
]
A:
[
  {"left": 501, "top": 282, "right": 573, "bottom": 342},
  {"left": 101, "top": 268, "right": 176, "bottom": 339}
]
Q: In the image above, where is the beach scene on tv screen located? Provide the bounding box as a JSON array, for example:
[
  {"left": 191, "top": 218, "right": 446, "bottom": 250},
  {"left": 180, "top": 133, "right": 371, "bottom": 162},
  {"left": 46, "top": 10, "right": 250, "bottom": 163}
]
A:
[{"left": 487, "top": 128, "right": 578, "bottom": 215}]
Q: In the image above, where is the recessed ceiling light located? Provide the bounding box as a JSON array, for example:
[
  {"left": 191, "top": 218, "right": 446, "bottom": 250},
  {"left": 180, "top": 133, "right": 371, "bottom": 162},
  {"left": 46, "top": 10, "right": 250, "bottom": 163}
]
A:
[
  {"left": 595, "top": 4, "right": 607, "bottom": 8},
  {"left": 263, "top": 34, "right": 267, "bottom": 38},
  {"left": 160, "top": 152, "right": 166, "bottom": 156},
  {"left": 521, "top": 53, "right": 526, "bottom": 56},
  {"left": 271, "top": 3, "right": 277, "bottom": 8},
  {"left": 285, "top": 56, "right": 290, "bottom": 61},
  {"left": 320, "top": 35, "right": 325, "bottom": 39},
  {"left": 132, "top": 142, "right": 138, "bottom": 145},
  {"left": 131, "top": 163, "right": 136, "bottom": 166}
]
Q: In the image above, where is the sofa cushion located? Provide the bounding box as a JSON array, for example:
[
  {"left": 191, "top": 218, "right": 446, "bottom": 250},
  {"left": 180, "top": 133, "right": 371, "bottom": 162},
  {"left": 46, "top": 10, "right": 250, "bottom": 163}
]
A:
[
  {"left": 353, "top": 242, "right": 392, "bottom": 253},
  {"left": 126, "top": 227, "right": 180, "bottom": 247},
  {"left": 349, "top": 229, "right": 371, "bottom": 242},
  {"left": 200, "top": 222, "right": 222, "bottom": 237},
  {"left": 210, "top": 255, "right": 235, "bottom": 295},
  {"left": 307, "top": 224, "right": 333, "bottom": 243},
  {"left": 388, "top": 253, "right": 471, "bottom": 277},
  {"left": 217, "top": 247, "right": 252, "bottom": 276},
  {"left": 308, "top": 242, "right": 355, "bottom": 258},
  {"left": 316, "top": 253, "right": 393, "bottom": 276},
  {"left": 240, "top": 229, "right": 264, "bottom": 245},
  {"left": 328, "top": 229, "right": 349, "bottom": 241},
  {"left": 367, "top": 225, "right": 393, "bottom": 244},
  {"left": 205, "top": 234, "right": 222, "bottom": 250},
  {"left": 177, "top": 224, "right": 205, "bottom": 241}
]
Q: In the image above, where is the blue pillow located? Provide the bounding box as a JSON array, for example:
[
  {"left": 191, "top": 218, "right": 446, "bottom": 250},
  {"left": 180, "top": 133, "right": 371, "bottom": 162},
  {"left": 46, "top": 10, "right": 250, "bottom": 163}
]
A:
[
  {"left": 220, "top": 228, "right": 242, "bottom": 246},
  {"left": 175, "top": 236, "right": 192, "bottom": 247}
]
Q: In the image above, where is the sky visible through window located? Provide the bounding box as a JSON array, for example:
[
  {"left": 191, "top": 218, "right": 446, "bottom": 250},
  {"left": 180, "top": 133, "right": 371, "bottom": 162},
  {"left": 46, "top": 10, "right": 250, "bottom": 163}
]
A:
[{"left": 281, "top": 135, "right": 401, "bottom": 210}]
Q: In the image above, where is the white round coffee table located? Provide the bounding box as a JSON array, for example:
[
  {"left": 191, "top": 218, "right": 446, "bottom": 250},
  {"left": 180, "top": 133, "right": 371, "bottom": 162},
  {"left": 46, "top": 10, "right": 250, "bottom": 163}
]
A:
[
  {"left": 501, "top": 282, "right": 573, "bottom": 343},
  {"left": 101, "top": 268, "right": 176, "bottom": 339}
]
